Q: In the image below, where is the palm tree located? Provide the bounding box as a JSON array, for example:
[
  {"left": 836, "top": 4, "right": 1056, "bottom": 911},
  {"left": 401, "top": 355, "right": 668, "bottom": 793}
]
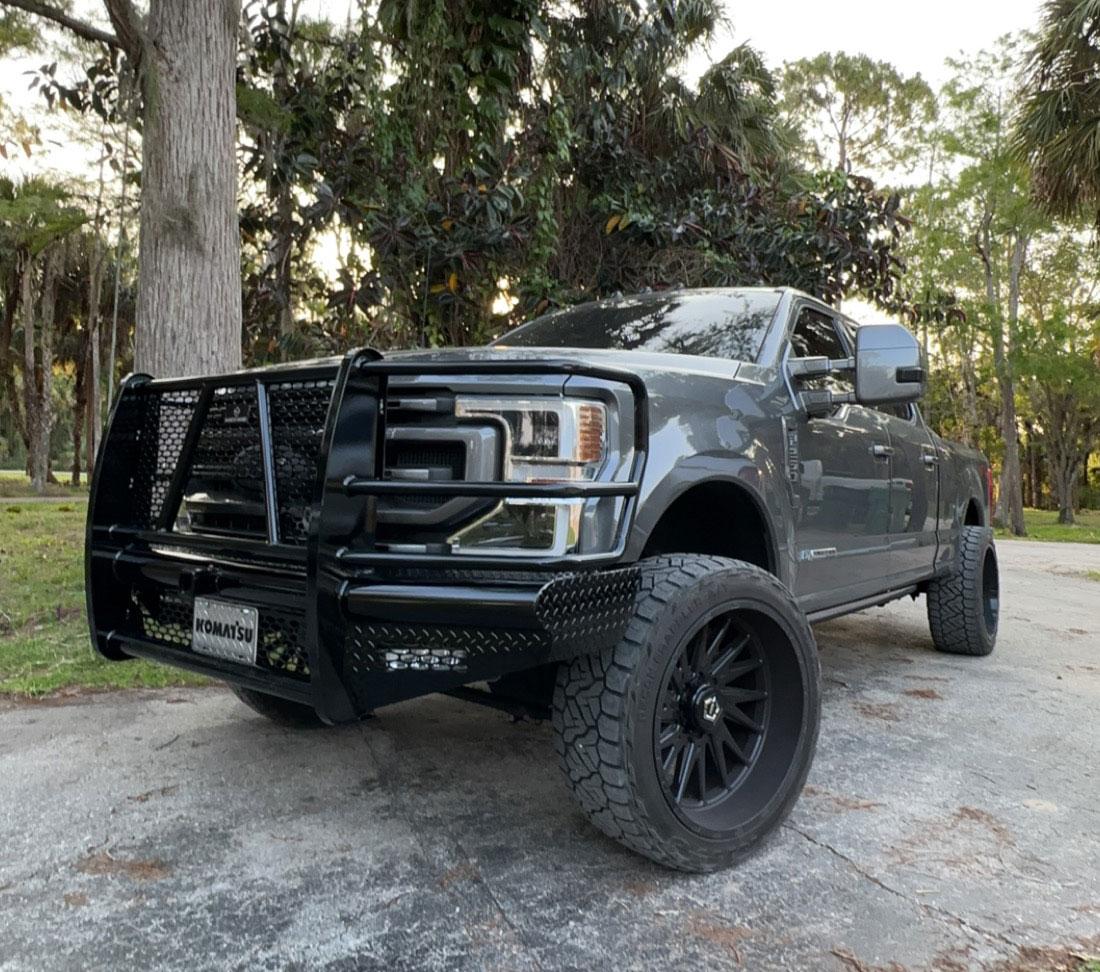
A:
[{"left": 1015, "top": 0, "right": 1100, "bottom": 223}]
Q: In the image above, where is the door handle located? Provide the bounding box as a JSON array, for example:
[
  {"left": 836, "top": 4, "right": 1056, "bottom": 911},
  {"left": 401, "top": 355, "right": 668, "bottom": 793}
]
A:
[
  {"left": 922, "top": 451, "right": 938, "bottom": 467},
  {"left": 871, "top": 444, "right": 894, "bottom": 458}
]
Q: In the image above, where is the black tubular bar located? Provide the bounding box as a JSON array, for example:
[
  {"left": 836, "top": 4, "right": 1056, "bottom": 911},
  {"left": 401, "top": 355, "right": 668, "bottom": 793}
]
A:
[
  {"left": 339, "top": 477, "right": 638, "bottom": 499},
  {"left": 105, "top": 633, "right": 313, "bottom": 704},
  {"left": 136, "top": 359, "right": 343, "bottom": 392},
  {"left": 91, "top": 525, "right": 309, "bottom": 565},
  {"left": 253, "top": 381, "right": 281, "bottom": 543}
]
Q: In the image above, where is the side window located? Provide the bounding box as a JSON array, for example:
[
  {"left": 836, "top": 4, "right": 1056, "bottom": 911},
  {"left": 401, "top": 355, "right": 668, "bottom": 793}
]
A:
[
  {"left": 838, "top": 318, "right": 912, "bottom": 420},
  {"left": 790, "top": 308, "right": 853, "bottom": 395}
]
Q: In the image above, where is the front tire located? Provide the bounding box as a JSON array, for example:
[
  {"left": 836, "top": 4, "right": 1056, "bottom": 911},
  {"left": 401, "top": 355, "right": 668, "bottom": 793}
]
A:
[
  {"left": 926, "top": 526, "right": 999, "bottom": 656},
  {"left": 552, "top": 555, "right": 820, "bottom": 872},
  {"left": 231, "top": 687, "right": 329, "bottom": 729}
]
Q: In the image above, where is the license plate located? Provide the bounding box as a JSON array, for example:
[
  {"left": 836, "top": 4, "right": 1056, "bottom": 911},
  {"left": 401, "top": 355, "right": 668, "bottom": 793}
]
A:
[{"left": 192, "top": 597, "right": 258, "bottom": 665}]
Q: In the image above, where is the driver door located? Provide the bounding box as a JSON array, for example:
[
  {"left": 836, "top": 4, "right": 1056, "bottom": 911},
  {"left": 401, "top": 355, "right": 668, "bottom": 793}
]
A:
[{"left": 786, "top": 305, "right": 894, "bottom": 612}]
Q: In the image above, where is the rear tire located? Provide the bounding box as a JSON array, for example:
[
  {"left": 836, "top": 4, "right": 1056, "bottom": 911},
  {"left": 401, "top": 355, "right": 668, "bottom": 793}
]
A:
[
  {"left": 926, "top": 526, "right": 999, "bottom": 656},
  {"left": 552, "top": 555, "right": 820, "bottom": 872},
  {"left": 231, "top": 687, "right": 328, "bottom": 729}
]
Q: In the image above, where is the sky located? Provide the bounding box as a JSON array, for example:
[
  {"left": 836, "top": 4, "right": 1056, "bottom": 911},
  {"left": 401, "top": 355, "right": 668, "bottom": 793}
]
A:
[{"left": 705, "top": 0, "right": 1041, "bottom": 86}]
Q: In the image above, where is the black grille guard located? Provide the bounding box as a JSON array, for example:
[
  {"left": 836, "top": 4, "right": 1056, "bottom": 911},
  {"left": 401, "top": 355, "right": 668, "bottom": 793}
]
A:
[{"left": 86, "top": 348, "right": 648, "bottom": 721}]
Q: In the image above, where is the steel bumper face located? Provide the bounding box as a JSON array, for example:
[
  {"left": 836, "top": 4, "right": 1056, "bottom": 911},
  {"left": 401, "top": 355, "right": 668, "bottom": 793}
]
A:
[{"left": 85, "top": 350, "right": 647, "bottom": 723}]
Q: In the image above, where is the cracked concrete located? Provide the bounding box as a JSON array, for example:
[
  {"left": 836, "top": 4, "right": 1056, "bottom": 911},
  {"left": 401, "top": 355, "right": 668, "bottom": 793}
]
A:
[{"left": 1, "top": 539, "right": 1098, "bottom": 970}]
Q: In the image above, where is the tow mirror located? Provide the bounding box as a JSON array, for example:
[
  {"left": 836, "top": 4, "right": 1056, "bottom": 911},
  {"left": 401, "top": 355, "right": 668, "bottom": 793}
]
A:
[{"left": 854, "top": 324, "right": 925, "bottom": 406}]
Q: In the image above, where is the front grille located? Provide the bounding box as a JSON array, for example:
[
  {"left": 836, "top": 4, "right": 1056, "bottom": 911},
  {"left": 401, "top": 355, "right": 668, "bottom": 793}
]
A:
[
  {"left": 175, "top": 379, "right": 334, "bottom": 546},
  {"left": 384, "top": 440, "right": 466, "bottom": 508},
  {"left": 183, "top": 386, "right": 266, "bottom": 538},
  {"left": 129, "top": 586, "right": 310, "bottom": 679},
  {"left": 269, "top": 380, "right": 334, "bottom": 544}
]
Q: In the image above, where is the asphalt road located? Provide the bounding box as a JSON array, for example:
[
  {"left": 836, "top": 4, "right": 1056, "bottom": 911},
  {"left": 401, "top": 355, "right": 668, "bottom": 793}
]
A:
[{"left": 2, "top": 541, "right": 1098, "bottom": 971}]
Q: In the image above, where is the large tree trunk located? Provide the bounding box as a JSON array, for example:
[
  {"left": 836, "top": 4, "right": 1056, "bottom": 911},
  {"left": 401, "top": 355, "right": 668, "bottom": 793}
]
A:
[{"left": 132, "top": 0, "right": 243, "bottom": 378}]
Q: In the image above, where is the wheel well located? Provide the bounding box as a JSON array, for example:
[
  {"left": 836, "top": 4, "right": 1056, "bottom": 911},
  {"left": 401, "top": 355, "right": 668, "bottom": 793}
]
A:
[
  {"left": 641, "top": 481, "right": 775, "bottom": 575},
  {"left": 964, "top": 499, "right": 983, "bottom": 526}
]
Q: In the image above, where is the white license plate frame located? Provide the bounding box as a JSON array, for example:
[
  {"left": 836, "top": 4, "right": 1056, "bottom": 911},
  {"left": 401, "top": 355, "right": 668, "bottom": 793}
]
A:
[{"left": 191, "top": 597, "right": 259, "bottom": 665}]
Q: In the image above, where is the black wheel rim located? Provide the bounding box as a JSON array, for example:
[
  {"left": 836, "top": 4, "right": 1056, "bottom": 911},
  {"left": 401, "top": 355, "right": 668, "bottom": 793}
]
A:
[
  {"left": 652, "top": 603, "right": 809, "bottom": 834},
  {"left": 655, "top": 612, "right": 768, "bottom": 813},
  {"left": 981, "top": 547, "right": 1000, "bottom": 637}
]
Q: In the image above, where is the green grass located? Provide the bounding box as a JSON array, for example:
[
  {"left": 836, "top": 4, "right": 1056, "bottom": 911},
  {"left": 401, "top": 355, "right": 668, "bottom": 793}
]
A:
[
  {"left": 0, "top": 469, "right": 88, "bottom": 498},
  {"left": 0, "top": 502, "right": 207, "bottom": 697},
  {"left": 995, "top": 507, "right": 1100, "bottom": 544}
]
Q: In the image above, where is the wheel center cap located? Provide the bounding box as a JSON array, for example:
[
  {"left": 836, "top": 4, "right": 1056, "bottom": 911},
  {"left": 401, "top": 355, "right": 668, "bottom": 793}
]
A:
[{"left": 692, "top": 686, "right": 722, "bottom": 728}]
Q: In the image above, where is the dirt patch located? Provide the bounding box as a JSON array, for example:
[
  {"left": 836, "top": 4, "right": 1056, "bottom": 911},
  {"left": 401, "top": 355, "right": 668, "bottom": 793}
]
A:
[
  {"left": 803, "top": 785, "right": 883, "bottom": 812},
  {"left": 831, "top": 946, "right": 909, "bottom": 971},
  {"left": 888, "top": 805, "right": 1028, "bottom": 878},
  {"left": 903, "top": 687, "right": 945, "bottom": 700},
  {"left": 985, "top": 939, "right": 1100, "bottom": 971},
  {"left": 74, "top": 851, "right": 171, "bottom": 882},
  {"left": 127, "top": 784, "right": 179, "bottom": 804},
  {"left": 687, "top": 912, "right": 753, "bottom": 963},
  {"left": 62, "top": 892, "right": 88, "bottom": 907},
  {"left": 622, "top": 878, "right": 657, "bottom": 897},
  {"left": 854, "top": 701, "right": 901, "bottom": 722},
  {"left": 437, "top": 861, "right": 479, "bottom": 890}
]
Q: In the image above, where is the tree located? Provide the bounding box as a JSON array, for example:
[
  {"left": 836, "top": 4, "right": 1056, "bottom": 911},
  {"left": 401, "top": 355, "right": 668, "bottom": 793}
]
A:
[
  {"left": 936, "top": 41, "right": 1037, "bottom": 535},
  {"left": 1, "top": 0, "right": 243, "bottom": 377},
  {"left": 1017, "top": 235, "right": 1100, "bottom": 523},
  {"left": 779, "top": 51, "right": 936, "bottom": 173},
  {"left": 1015, "top": 0, "right": 1100, "bottom": 225},
  {"left": 0, "top": 180, "right": 85, "bottom": 490},
  {"left": 293, "top": 1, "right": 911, "bottom": 349}
]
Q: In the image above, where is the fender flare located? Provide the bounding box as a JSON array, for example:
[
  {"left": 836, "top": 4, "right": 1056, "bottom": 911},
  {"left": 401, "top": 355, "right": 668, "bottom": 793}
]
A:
[{"left": 624, "top": 458, "right": 788, "bottom": 585}]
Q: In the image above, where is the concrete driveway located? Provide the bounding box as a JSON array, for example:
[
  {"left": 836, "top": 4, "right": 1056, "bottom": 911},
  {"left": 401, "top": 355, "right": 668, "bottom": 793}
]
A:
[{"left": 2, "top": 541, "right": 1098, "bottom": 971}]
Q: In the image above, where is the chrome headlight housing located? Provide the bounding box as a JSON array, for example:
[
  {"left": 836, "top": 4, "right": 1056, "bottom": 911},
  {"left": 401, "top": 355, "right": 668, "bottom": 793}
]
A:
[{"left": 449, "top": 396, "right": 610, "bottom": 555}]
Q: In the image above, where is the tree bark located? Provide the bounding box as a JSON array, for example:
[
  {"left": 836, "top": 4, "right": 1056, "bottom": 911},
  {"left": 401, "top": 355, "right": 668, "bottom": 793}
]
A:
[
  {"left": 72, "top": 332, "right": 87, "bottom": 485},
  {"left": 133, "top": 0, "right": 243, "bottom": 377},
  {"left": 21, "top": 245, "right": 62, "bottom": 494}
]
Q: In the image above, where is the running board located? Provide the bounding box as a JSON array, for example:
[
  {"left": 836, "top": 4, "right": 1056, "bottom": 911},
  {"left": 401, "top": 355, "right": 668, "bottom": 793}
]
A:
[{"left": 806, "top": 586, "right": 918, "bottom": 625}]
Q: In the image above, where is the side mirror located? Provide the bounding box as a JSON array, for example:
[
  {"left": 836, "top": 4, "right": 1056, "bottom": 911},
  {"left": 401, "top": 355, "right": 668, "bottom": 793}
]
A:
[{"left": 855, "top": 324, "right": 925, "bottom": 406}]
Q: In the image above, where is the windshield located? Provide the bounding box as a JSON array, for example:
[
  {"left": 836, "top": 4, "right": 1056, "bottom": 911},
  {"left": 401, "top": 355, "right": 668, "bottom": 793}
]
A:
[{"left": 493, "top": 290, "right": 782, "bottom": 362}]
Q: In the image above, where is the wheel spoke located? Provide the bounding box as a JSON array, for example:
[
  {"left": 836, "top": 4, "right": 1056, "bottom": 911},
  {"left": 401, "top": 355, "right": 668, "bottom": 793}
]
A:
[
  {"left": 722, "top": 704, "right": 763, "bottom": 734},
  {"left": 708, "top": 734, "right": 732, "bottom": 788},
  {"left": 710, "top": 634, "right": 750, "bottom": 681},
  {"left": 716, "top": 656, "right": 762, "bottom": 686},
  {"left": 662, "top": 738, "right": 685, "bottom": 777},
  {"left": 719, "top": 686, "right": 767, "bottom": 707},
  {"left": 658, "top": 723, "right": 682, "bottom": 747},
  {"left": 674, "top": 741, "right": 698, "bottom": 802},
  {"left": 696, "top": 739, "right": 708, "bottom": 795},
  {"left": 706, "top": 616, "right": 734, "bottom": 659},
  {"left": 715, "top": 721, "right": 749, "bottom": 764}
]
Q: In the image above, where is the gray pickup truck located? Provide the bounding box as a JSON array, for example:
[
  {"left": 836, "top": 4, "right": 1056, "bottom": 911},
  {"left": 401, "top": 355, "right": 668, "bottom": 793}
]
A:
[{"left": 86, "top": 287, "right": 999, "bottom": 871}]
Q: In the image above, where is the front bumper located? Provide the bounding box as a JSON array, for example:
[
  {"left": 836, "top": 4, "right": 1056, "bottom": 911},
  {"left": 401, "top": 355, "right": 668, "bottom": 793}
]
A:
[{"left": 86, "top": 350, "right": 646, "bottom": 722}]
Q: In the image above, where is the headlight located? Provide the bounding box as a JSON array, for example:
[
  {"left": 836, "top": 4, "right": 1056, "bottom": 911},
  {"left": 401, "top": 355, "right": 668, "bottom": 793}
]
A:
[{"left": 449, "top": 396, "right": 609, "bottom": 555}]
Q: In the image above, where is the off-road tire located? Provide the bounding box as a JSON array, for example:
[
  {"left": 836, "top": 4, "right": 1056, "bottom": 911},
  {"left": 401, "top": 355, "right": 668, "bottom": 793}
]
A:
[
  {"left": 232, "top": 687, "right": 329, "bottom": 729},
  {"left": 926, "top": 526, "right": 999, "bottom": 656},
  {"left": 552, "top": 555, "right": 820, "bottom": 872}
]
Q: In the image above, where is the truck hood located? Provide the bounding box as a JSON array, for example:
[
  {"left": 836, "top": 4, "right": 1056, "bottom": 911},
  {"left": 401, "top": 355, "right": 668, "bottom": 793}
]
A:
[{"left": 383, "top": 345, "right": 744, "bottom": 382}]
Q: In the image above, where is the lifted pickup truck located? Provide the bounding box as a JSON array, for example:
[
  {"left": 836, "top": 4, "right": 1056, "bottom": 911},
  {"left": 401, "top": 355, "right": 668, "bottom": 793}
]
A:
[{"left": 86, "top": 287, "right": 999, "bottom": 871}]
